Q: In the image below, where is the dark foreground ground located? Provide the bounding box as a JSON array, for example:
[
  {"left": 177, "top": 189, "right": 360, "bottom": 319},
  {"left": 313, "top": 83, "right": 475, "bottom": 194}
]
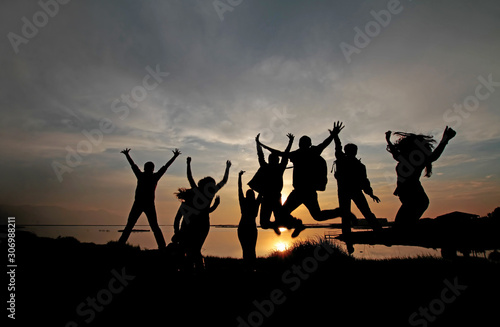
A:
[{"left": 4, "top": 230, "right": 500, "bottom": 327}]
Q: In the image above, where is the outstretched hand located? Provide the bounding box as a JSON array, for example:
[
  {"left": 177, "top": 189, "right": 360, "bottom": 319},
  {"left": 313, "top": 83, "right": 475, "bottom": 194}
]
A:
[
  {"left": 172, "top": 148, "right": 181, "bottom": 157},
  {"left": 121, "top": 148, "right": 131, "bottom": 155},
  {"left": 371, "top": 195, "right": 381, "bottom": 203},
  {"left": 330, "top": 121, "right": 345, "bottom": 135},
  {"left": 443, "top": 126, "right": 457, "bottom": 141},
  {"left": 286, "top": 133, "right": 295, "bottom": 142},
  {"left": 255, "top": 133, "right": 260, "bottom": 144}
]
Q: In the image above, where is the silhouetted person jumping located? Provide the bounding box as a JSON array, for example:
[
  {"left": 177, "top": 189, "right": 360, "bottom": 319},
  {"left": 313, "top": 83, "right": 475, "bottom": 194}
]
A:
[
  {"left": 332, "top": 122, "right": 382, "bottom": 253},
  {"left": 172, "top": 187, "right": 220, "bottom": 269},
  {"left": 178, "top": 156, "right": 231, "bottom": 270},
  {"left": 386, "top": 126, "right": 456, "bottom": 229},
  {"left": 173, "top": 189, "right": 220, "bottom": 239},
  {"left": 118, "top": 148, "right": 181, "bottom": 249},
  {"left": 259, "top": 123, "right": 341, "bottom": 237},
  {"left": 248, "top": 133, "right": 293, "bottom": 235},
  {"left": 238, "top": 170, "right": 260, "bottom": 270}
]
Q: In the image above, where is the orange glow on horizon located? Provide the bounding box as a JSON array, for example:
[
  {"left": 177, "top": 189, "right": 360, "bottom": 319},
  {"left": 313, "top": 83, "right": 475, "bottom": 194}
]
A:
[{"left": 274, "top": 241, "right": 288, "bottom": 252}]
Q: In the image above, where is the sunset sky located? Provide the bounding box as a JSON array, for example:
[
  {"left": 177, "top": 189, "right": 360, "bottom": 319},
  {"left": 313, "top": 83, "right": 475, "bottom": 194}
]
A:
[{"left": 1, "top": 0, "right": 499, "bottom": 227}]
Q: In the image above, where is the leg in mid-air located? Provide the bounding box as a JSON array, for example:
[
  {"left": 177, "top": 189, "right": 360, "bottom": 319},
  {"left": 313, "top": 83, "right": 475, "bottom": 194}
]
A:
[
  {"left": 394, "top": 184, "right": 429, "bottom": 229},
  {"left": 280, "top": 190, "right": 306, "bottom": 237},
  {"left": 119, "top": 202, "right": 143, "bottom": 244},
  {"left": 411, "top": 185, "right": 430, "bottom": 222},
  {"left": 144, "top": 205, "right": 167, "bottom": 249},
  {"left": 337, "top": 190, "right": 356, "bottom": 235},
  {"left": 260, "top": 193, "right": 285, "bottom": 234},
  {"left": 302, "top": 190, "right": 342, "bottom": 222},
  {"left": 336, "top": 191, "right": 356, "bottom": 254},
  {"left": 281, "top": 189, "right": 304, "bottom": 216},
  {"left": 351, "top": 191, "right": 382, "bottom": 232},
  {"left": 259, "top": 196, "right": 275, "bottom": 229}
]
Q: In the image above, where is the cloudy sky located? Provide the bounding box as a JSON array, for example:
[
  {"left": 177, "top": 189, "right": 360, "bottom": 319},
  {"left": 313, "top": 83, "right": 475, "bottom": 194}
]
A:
[{"left": 1, "top": 0, "right": 499, "bottom": 225}]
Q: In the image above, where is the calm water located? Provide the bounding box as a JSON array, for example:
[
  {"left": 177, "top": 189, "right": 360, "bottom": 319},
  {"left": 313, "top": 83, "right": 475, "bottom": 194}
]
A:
[{"left": 22, "top": 225, "right": 442, "bottom": 259}]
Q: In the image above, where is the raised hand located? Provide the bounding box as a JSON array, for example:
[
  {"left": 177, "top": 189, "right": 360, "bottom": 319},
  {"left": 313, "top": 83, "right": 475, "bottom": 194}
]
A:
[
  {"left": 186, "top": 156, "right": 192, "bottom": 164},
  {"left": 172, "top": 148, "right": 181, "bottom": 157},
  {"left": 255, "top": 133, "right": 261, "bottom": 143},
  {"left": 385, "top": 131, "right": 392, "bottom": 141},
  {"left": 226, "top": 160, "right": 232, "bottom": 168},
  {"left": 239, "top": 170, "right": 245, "bottom": 176},
  {"left": 443, "top": 126, "right": 457, "bottom": 141},
  {"left": 286, "top": 133, "right": 295, "bottom": 141},
  {"left": 121, "top": 148, "right": 131, "bottom": 155},
  {"left": 330, "top": 121, "right": 345, "bottom": 135}
]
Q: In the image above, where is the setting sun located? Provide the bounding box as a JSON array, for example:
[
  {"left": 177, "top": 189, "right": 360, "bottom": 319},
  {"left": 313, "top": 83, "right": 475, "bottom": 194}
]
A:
[{"left": 275, "top": 241, "right": 288, "bottom": 252}]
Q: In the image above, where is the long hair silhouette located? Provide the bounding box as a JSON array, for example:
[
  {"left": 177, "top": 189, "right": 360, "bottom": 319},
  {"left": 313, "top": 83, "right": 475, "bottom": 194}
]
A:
[
  {"left": 386, "top": 127, "right": 456, "bottom": 228},
  {"left": 388, "top": 132, "right": 436, "bottom": 177}
]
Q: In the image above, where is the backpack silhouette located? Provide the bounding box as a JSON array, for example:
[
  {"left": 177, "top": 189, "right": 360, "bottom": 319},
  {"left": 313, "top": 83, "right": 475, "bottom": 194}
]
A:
[
  {"left": 333, "top": 157, "right": 367, "bottom": 189},
  {"left": 311, "top": 155, "right": 328, "bottom": 191},
  {"left": 248, "top": 166, "right": 268, "bottom": 194}
]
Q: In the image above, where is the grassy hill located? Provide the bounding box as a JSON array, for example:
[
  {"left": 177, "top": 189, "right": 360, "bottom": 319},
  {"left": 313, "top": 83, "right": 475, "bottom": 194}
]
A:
[{"left": 6, "top": 229, "right": 499, "bottom": 327}]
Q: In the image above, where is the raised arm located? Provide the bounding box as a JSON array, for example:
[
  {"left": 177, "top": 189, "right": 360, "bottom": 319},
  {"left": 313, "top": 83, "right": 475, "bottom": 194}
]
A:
[
  {"left": 216, "top": 160, "right": 232, "bottom": 191},
  {"left": 121, "top": 148, "right": 141, "bottom": 177},
  {"left": 284, "top": 133, "right": 294, "bottom": 153},
  {"left": 238, "top": 170, "right": 245, "bottom": 207},
  {"left": 279, "top": 133, "right": 294, "bottom": 168},
  {"left": 173, "top": 206, "right": 183, "bottom": 234},
  {"left": 186, "top": 157, "right": 197, "bottom": 189},
  {"left": 429, "top": 127, "right": 456, "bottom": 162},
  {"left": 331, "top": 121, "right": 345, "bottom": 158},
  {"left": 209, "top": 196, "right": 220, "bottom": 213},
  {"left": 316, "top": 122, "right": 338, "bottom": 153},
  {"left": 165, "top": 148, "right": 181, "bottom": 168},
  {"left": 258, "top": 138, "right": 286, "bottom": 157},
  {"left": 157, "top": 148, "right": 181, "bottom": 177},
  {"left": 256, "top": 134, "right": 266, "bottom": 166}
]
